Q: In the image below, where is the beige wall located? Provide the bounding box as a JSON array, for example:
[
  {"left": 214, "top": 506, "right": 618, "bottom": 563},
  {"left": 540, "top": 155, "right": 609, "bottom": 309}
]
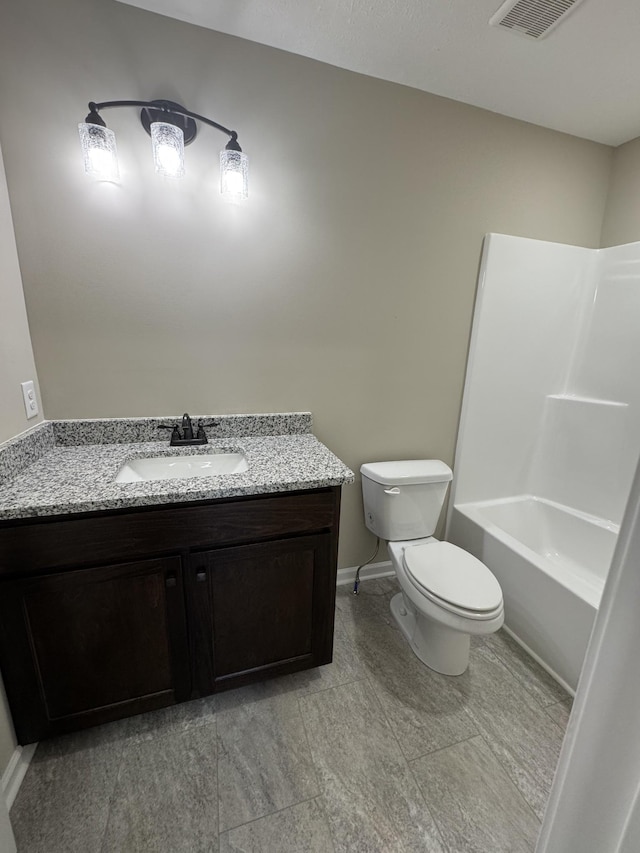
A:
[
  {"left": 0, "top": 142, "right": 42, "bottom": 780},
  {"left": 601, "top": 136, "right": 640, "bottom": 247},
  {"left": 0, "top": 146, "right": 42, "bottom": 445},
  {"left": 0, "top": 0, "right": 612, "bottom": 578}
]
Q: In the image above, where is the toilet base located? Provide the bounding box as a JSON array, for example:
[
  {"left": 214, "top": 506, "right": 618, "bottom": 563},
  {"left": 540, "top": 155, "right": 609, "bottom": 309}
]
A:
[{"left": 390, "top": 592, "right": 471, "bottom": 676}]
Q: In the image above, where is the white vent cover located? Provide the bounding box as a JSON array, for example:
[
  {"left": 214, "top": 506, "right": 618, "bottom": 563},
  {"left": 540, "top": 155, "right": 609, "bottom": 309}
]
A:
[{"left": 490, "top": 0, "right": 586, "bottom": 39}]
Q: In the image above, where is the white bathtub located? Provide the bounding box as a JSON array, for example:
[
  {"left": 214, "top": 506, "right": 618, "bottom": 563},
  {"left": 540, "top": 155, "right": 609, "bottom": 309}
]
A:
[{"left": 448, "top": 495, "right": 618, "bottom": 692}]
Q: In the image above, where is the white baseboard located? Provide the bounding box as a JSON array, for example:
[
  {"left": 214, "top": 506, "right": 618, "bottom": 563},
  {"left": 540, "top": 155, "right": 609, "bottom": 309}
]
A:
[
  {"left": 3, "top": 743, "right": 36, "bottom": 811},
  {"left": 336, "top": 560, "right": 394, "bottom": 586}
]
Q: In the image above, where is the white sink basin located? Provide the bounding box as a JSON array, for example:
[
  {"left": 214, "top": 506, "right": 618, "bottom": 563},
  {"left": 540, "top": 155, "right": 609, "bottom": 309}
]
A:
[{"left": 116, "top": 452, "right": 248, "bottom": 483}]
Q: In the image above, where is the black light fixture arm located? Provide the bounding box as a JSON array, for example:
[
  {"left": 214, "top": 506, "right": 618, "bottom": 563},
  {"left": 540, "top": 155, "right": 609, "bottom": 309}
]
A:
[{"left": 85, "top": 100, "right": 242, "bottom": 150}]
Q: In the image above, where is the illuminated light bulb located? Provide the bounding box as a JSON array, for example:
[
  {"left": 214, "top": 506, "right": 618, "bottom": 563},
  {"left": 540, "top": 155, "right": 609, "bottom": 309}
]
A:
[
  {"left": 78, "top": 122, "right": 119, "bottom": 182},
  {"left": 220, "top": 148, "right": 248, "bottom": 203},
  {"left": 156, "top": 143, "right": 181, "bottom": 175},
  {"left": 224, "top": 168, "right": 244, "bottom": 197},
  {"left": 151, "top": 121, "right": 184, "bottom": 178}
]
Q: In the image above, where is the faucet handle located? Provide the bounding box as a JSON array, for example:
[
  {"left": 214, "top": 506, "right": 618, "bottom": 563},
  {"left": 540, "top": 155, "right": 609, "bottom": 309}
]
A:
[
  {"left": 158, "top": 424, "right": 181, "bottom": 444},
  {"left": 195, "top": 418, "right": 217, "bottom": 443}
]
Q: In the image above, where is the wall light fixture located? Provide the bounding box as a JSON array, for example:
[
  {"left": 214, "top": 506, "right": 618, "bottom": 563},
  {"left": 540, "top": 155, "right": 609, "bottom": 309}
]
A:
[{"left": 78, "top": 99, "right": 248, "bottom": 202}]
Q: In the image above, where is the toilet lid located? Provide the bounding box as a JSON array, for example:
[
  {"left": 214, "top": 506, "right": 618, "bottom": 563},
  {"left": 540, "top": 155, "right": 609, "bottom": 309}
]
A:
[{"left": 403, "top": 542, "right": 502, "bottom": 612}]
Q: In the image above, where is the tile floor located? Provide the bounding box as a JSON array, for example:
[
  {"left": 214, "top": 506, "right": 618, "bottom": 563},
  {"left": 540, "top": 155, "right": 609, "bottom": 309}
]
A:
[{"left": 10, "top": 578, "right": 571, "bottom": 852}]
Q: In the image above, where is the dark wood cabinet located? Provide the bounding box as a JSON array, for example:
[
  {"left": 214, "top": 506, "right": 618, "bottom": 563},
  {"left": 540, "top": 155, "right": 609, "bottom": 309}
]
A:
[
  {"left": 189, "top": 534, "right": 333, "bottom": 693},
  {"left": 0, "top": 556, "right": 191, "bottom": 742},
  {"left": 0, "top": 488, "right": 341, "bottom": 743}
]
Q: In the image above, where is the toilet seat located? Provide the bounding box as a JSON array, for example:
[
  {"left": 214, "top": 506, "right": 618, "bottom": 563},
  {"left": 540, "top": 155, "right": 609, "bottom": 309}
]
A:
[{"left": 403, "top": 542, "right": 503, "bottom": 621}]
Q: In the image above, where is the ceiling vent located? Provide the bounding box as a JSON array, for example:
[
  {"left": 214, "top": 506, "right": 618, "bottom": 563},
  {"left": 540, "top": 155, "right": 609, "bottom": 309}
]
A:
[{"left": 490, "top": 0, "right": 586, "bottom": 39}]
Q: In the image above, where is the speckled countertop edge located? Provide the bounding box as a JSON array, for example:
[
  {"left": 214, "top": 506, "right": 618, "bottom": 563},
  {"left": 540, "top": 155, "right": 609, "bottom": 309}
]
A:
[
  {"left": 51, "top": 412, "right": 314, "bottom": 445},
  {"left": 0, "top": 415, "right": 354, "bottom": 521},
  {"left": 0, "top": 421, "right": 55, "bottom": 484}
]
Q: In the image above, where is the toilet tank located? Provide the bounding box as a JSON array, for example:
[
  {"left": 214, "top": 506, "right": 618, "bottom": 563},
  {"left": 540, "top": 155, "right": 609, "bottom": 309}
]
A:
[{"left": 361, "top": 460, "right": 453, "bottom": 541}]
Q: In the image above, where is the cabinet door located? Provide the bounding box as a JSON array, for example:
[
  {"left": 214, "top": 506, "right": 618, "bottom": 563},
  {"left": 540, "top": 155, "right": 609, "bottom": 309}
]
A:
[
  {"left": 189, "top": 534, "right": 335, "bottom": 693},
  {"left": 0, "top": 556, "right": 190, "bottom": 743}
]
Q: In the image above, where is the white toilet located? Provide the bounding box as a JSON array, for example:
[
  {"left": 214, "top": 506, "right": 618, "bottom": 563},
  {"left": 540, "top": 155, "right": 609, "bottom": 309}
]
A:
[{"left": 361, "top": 460, "right": 504, "bottom": 675}]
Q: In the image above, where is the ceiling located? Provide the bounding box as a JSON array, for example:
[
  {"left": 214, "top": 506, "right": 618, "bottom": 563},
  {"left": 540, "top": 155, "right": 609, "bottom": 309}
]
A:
[{"left": 116, "top": 0, "right": 640, "bottom": 147}]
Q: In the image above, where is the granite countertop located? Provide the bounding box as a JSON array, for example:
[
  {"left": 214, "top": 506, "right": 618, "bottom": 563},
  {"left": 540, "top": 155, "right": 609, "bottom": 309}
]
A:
[{"left": 0, "top": 414, "right": 354, "bottom": 522}]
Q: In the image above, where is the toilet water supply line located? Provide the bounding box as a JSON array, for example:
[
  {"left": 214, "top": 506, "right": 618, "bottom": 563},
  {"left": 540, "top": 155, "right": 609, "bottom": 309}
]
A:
[{"left": 353, "top": 538, "right": 380, "bottom": 594}]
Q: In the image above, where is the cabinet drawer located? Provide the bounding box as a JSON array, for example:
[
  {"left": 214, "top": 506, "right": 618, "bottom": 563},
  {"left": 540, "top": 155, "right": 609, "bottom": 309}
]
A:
[{"left": 0, "top": 488, "right": 339, "bottom": 576}]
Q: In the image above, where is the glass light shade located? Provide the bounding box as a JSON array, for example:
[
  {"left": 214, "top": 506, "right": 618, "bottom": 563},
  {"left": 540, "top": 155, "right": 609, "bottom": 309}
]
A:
[
  {"left": 78, "top": 122, "right": 119, "bottom": 181},
  {"left": 220, "top": 149, "right": 248, "bottom": 203},
  {"left": 151, "top": 121, "right": 185, "bottom": 178}
]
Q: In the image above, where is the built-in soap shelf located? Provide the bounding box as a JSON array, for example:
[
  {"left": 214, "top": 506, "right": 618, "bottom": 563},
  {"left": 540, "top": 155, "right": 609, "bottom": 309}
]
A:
[{"left": 546, "top": 394, "right": 628, "bottom": 408}]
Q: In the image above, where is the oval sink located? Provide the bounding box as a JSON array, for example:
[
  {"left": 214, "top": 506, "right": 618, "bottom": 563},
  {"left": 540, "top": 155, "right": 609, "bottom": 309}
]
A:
[{"left": 116, "top": 452, "right": 248, "bottom": 483}]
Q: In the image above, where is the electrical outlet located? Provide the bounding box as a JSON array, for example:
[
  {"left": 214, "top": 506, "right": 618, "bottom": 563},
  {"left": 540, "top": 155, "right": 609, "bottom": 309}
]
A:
[{"left": 21, "top": 380, "right": 39, "bottom": 419}]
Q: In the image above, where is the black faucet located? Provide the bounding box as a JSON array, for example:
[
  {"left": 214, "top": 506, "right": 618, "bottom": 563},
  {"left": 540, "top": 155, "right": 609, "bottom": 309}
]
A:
[
  {"left": 158, "top": 413, "right": 216, "bottom": 446},
  {"left": 181, "top": 413, "right": 194, "bottom": 441}
]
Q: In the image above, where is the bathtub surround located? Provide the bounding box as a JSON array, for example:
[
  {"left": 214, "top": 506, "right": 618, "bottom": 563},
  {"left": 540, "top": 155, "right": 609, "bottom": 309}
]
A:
[
  {"left": 451, "top": 498, "right": 613, "bottom": 693},
  {"left": 448, "top": 234, "right": 640, "bottom": 690},
  {"left": 461, "top": 498, "right": 617, "bottom": 610}
]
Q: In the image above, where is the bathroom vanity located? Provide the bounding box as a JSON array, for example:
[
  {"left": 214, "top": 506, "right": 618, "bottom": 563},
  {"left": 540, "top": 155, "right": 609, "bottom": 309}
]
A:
[{"left": 0, "top": 414, "right": 353, "bottom": 744}]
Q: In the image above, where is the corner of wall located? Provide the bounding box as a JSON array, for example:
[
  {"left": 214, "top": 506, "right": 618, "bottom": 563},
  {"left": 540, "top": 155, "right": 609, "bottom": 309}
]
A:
[{"left": 600, "top": 136, "right": 640, "bottom": 248}]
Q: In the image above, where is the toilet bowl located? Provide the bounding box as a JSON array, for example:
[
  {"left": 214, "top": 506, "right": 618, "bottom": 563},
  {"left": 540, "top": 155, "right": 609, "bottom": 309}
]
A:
[
  {"left": 361, "top": 459, "right": 504, "bottom": 676},
  {"left": 388, "top": 538, "right": 503, "bottom": 675}
]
